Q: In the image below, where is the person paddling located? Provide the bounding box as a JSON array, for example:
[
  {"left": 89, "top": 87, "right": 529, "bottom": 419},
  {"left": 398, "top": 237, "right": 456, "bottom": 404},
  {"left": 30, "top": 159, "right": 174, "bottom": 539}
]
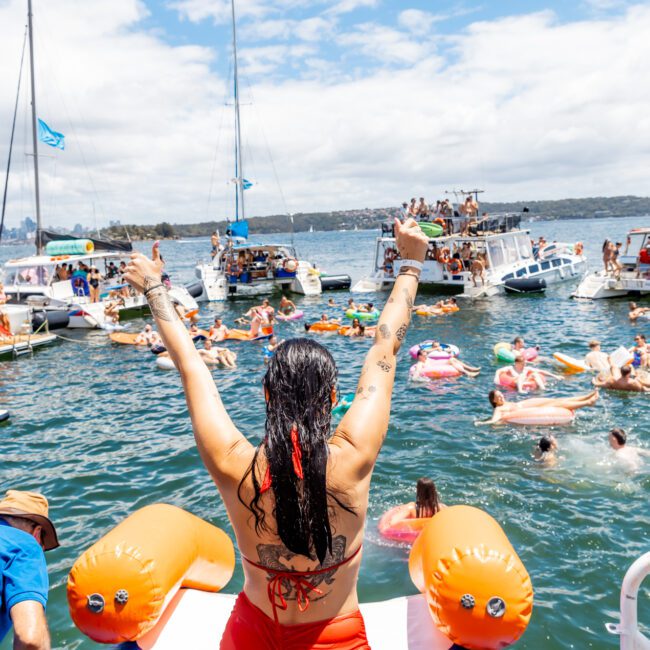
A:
[{"left": 125, "top": 223, "right": 428, "bottom": 648}]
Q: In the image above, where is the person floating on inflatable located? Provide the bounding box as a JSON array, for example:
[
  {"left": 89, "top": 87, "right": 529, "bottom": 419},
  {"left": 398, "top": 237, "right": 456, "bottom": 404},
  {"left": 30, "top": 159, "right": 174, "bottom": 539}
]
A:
[
  {"left": 123, "top": 218, "right": 429, "bottom": 648},
  {"left": 412, "top": 349, "right": 480, "bottom": 381},
  {"left": 476, "top": 389, "right": 599, "bottom": 426},
  {"left": 378, "top": 478, "right": 446, "bottom": 544},
  {"left": 134, "top": 324, "right": 162, "bottom": 347},
  {"left": 278, "top": 295, "right": 296, "bottom": 316},
  {"left": 494, "top": 356, "right": 560, "bottom": 393}
]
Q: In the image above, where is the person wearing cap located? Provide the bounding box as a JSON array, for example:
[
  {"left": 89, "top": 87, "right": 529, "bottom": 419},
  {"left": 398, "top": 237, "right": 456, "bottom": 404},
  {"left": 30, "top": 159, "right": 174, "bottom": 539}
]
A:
[{"left": 0, "top": 490, "right": 59, "bottom": 649}]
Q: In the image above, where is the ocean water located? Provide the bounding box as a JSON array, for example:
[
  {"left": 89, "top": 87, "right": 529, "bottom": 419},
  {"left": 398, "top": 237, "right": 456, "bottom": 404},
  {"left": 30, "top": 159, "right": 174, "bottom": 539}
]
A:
[{"left": 0, "top": 216, "right": 648, "bottom": 649}]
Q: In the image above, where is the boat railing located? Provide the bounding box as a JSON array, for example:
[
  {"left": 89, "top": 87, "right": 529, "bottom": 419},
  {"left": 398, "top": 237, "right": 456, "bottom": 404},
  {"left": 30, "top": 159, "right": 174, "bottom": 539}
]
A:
[{"left": 380, "top": 212, "right": 523, "bottom": 238}]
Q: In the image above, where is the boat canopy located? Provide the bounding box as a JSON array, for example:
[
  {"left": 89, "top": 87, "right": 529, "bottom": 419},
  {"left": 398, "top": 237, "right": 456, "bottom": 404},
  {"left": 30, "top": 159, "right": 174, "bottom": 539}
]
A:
[{"left": 37, "top": 229, "right": 132, "bottom": 253}]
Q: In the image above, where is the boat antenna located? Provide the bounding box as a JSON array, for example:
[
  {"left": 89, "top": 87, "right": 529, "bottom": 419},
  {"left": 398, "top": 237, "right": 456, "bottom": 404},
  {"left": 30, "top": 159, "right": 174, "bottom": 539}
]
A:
[
  {"left": 0, "top": 25, "right": 28, "bottom": 244},
  {"left": 27, "top": 0, "right": 43, "bottom": 254},
  {"left": 231, "top": 0, "right": 244, "bottom": 223}
]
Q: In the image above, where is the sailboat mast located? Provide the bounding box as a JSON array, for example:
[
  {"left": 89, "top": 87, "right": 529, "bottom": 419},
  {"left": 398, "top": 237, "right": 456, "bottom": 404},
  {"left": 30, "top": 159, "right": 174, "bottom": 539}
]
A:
[
  {"left": 27, "top": 0, "right": 42, "bottom": 253},
  {"left": 230, "top": 0, "right": 244, "bottom": 222}
]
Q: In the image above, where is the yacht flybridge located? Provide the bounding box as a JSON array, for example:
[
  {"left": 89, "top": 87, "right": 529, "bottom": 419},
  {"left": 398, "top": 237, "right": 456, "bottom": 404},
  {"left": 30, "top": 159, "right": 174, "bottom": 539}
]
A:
[
  {"left": 193, "top": 0, "right": 321, "bottom": 301},
  {"left": 573, "top": 228, "right": 650, "bottom": 299},
  {"left": 353, "top": 201, "right": 587, "bottom": 298}
]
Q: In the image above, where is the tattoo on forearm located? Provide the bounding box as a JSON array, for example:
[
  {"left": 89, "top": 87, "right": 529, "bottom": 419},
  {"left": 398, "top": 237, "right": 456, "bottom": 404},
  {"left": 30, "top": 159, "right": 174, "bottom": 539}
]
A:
[
  {"left": 377, "top": 357, "right": 392, "bottom": 372},
  {"left": 356, "top": 384, "right": 377, "bottom": 400},
  {"left": 402, "top": 288, "right": 414, "bottom": 310},
  {"left": 379, "top": 324, "right": 390, "bottom": 339},
  {"left": 396, "top": 323, "right": 407, "bottom": 341},
  {"left": 144, "top": 276, "right": 178, "bottom": 322}
]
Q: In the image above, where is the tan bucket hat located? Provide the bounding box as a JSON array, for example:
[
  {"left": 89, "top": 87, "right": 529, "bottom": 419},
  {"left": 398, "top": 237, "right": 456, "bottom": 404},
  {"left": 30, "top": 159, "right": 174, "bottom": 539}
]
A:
[{"left": 0, "top": 490, "right": 60, "bottom": 551}]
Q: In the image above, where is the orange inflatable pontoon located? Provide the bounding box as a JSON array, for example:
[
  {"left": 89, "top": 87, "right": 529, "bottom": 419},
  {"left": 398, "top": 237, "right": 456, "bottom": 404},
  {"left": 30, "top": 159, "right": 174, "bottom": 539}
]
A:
[
  {"left": 409, "top": 505, "right": 533, "bottom": 649},
  {"left": 67, "top": 504, "right": 235, "bottom": 644}
]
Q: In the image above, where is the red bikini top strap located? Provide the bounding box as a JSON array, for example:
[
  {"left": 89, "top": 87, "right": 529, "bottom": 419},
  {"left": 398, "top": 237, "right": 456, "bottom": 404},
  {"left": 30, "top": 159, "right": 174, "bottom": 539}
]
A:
[{"left": 242, "top": 545, "right": 363, "bottom": 624}]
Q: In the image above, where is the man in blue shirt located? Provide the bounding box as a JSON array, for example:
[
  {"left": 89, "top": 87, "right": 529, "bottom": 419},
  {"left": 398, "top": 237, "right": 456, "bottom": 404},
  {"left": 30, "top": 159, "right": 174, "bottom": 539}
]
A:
[{"left": 0, "top": 490, "right": 59, "bottom": 649}]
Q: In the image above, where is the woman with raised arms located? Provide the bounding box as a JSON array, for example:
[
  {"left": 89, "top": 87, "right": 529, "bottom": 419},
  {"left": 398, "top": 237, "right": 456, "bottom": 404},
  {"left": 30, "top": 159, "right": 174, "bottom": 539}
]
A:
[{"left": 124, "top": 218, "right": 428, "bottom": 650}]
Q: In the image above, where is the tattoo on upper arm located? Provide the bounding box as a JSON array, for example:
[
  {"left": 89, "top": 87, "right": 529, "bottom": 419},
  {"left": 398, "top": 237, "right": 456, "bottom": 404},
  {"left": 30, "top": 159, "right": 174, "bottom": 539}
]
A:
[
  {"left": 379, "top": 324, "right": 390, "bottom": 339},
  {"left": 396, "top": 324, "right": 407, "bottom": 341},
  {"left": 255, "top": 536, "right": 348, "bottom": 601}
]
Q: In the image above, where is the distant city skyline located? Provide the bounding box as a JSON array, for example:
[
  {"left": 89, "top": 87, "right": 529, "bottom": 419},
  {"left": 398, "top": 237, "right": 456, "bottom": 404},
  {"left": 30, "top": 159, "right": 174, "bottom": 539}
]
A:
[{"left": 1, "top": 0, "right": 649, "bottom": 228}]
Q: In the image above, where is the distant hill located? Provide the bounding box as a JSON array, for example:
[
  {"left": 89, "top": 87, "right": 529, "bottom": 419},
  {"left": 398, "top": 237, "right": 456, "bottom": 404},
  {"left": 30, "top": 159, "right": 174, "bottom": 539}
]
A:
[{"left": 96, "top": 195, "right": 650, "bottom": 240}]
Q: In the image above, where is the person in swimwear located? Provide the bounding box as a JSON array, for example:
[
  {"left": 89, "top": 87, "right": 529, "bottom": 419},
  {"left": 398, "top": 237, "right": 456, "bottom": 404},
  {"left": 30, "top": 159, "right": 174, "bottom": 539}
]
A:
[
  {"left": 211, "top": 231, "right": 220, "bottom": 259},
  {"left": 628, "top": 302, "right": 650, "bottom": 322},
  {"left": 495, "top": 356, "right": 560, "bottom": 393},
  {"left": 319, "top": 313, "right": 341, "bottom": 325},
  {"left": 279, "top": 296, "right": 296, "bottom": 316},
  {"left": 629, "top": 333, "right": 649, "bottom": 369},
  {"left": 209, "top": 317, "right": 229, "bottom": 342},
  {"left": 412, "top": 349, "right": 480, "bottom": 380},
  {"left": 478, "top": 389, "right": 599, "bottom": 425},
  {"left": 199, "top": 338, "right": 237, "bottom": 368},
  {"left": 608, "top": 428, "right": 649, "bottom": 472},
  {"left": 87, "top": 267, "right": 103, "bottom": 303},
  {"left": 593, "top": 365, "right": 650, "bottom": 392},
  {"left": 346, "top": 298, "right": 356, "bottom": 312},
  {"left": 344, "top": 318, "right": 364, "bottom": 337},
  {"left": 584, "top": 340, "right": 611, "bottom": 373},
  {"left": 134, "top": 324, "right": 162, "bottom": 346},
  {"left": 533, "top": 435, "right": 558, "bottom": 467},
  {"left": 327, "top": 298, "right": 336, "bottom": 307},
  {"left": 124, "top": 218, "right": 429, "bottom": 649}
]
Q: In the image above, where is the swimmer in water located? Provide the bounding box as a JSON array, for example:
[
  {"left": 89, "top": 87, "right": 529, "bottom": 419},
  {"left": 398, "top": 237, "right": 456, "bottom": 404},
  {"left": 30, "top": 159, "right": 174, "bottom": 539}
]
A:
[
  {"left": 134, "top": 324, "right": 162, "bottom": 346},
  {"left": 593, "top": 365, "right": 650, "bottom": 392},
  {"left": 608, "top": 427, "right": 649, "bottom": 472},
  {"left": 628, "top": 302, "right": 650, "bottom": 322},
  {"left": 279, "top": 295, "right": 296, "bottom": 316},
  {"left": 477, "top": 389, "right": 599, "bottom": 425},
  {"left": 412, "top": 349, "right": 480, "bottom": 380},
  {"left": 401, "top": 478, "right": 446, "bottom": 520},
  {"left": 319, "top": 313, "right": 340, "bottom": 324},
  {"left": 328, "top": 298, "right": 336, "bottom": 307},
  {"left": 344, "top": 318, "right": 364, "bottom": 337},
  {"left": 584, "top": 339, "right": 611, "bottom": 374},
  {"left": 346, "top": 298, "right": 357, "bottom": 311},
  {"left": 533, "top": 435, "right": 558, "bottom": 467}
]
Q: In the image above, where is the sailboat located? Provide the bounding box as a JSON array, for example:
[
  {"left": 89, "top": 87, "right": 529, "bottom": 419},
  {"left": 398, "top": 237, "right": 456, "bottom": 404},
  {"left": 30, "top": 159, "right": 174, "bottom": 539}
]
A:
[
  {"left": 193, "top": 0, "right": 321, "bottom": 301},
  {"left": 1, "top": 0, "right": 198, "bottom": 328}
]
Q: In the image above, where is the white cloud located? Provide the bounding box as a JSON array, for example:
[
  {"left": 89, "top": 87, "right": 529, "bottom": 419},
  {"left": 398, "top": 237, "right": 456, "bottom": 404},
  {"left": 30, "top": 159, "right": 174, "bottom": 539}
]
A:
[
  {"left": 398, "top": 9, "right": 436, "bottom": 33},
  {"left": 2, "top": 0, "right": 650, "bottom": 229},
  {"left": 326, "top": 0, "right": 379, "bottom": 16}
]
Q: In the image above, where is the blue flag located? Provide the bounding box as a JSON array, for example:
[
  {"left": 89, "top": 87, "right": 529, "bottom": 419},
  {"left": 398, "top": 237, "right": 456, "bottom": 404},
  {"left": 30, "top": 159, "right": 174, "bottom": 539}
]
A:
[
  {"left": 38, "top": 119, "right": 65, "bottom": 150},
  {"left": 242, "top": 178, "right": 253, "bottom": 190}
]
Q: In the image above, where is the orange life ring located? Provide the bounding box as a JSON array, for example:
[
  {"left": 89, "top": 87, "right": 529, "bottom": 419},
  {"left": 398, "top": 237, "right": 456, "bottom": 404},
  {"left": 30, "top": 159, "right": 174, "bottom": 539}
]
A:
[
  {"left": 447, "top": 259, "right": 462, "bottom": 274},
  {"left": 434, "top": 218, "right": 445, "bottom": 227}
]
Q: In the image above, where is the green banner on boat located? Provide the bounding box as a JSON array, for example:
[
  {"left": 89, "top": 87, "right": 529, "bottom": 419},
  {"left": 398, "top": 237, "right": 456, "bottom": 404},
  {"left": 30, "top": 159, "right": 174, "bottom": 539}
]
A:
[
  {"left": 419, "top": 222, "right": 443, "bottom": 238},
  {"left": 45, "top": 239, "right": 94, "bottom": 256}
]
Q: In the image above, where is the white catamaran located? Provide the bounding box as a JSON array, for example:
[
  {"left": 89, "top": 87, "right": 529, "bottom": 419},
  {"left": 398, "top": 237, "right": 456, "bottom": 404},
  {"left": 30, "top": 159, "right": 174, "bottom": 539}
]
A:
[
  {"left": 353, "top": 192, "right": 587, "bottom": 298},
  {"left": 1, "top": 1, "right": 198, "bottom": 329},
  {"left": 193, "top": 0, "right": 321, "bottom": 301},
  {"left": 573, "top": 227, "right": 650, "bottom": 299}
]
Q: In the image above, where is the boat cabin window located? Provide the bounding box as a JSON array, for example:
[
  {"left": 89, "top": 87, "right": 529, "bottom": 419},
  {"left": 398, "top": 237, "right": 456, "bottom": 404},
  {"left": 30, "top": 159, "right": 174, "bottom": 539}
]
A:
[
  {"left": 622, "top": 232, "right": 649, "bottom": 265},
  {"left": 515, "top": 267, "right": 527, "bottom": 278},
  {"left": 528, "top": 264, "right": 539, "bottom": 274},
  {"left": 6, "top": 266, "right": 51, "bottom": 286},
  {"left": 541, "top": 261, "right": 551, "bottom": 270},
  {"left": 552, "top": 259, "right": 561, "bottom": 267}
]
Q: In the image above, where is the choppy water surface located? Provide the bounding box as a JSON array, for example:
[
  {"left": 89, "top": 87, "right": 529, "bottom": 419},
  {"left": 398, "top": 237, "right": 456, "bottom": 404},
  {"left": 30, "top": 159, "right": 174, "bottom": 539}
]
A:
[{"left": 1, "top": 216, "right": 649, "bottom": 649}]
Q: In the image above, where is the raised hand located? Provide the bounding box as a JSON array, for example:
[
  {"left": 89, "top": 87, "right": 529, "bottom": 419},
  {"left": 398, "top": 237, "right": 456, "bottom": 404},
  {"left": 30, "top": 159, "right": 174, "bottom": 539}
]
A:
[
  {"left": 394, "top": 218, "right": 429, "bottom": 263},
  {"left": 124, "top": 241, "right": 165, "bottom": 294}
]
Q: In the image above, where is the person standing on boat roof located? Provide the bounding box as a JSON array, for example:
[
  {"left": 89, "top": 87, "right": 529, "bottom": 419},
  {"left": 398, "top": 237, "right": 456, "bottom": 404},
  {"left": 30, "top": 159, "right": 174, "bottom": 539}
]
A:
[
  {"left": 400, "top": 202, "right": 409, "bottom": 222},
  {"left": 211, "top": 232, "right": 220, "bottom": 259},
  {"left": 408, "top": 197, "right": 418, "bottom": 218},
  {"left": 0, "top": 490, "right": 60, "bottom": 650},
  {"left": 417, "top": 197, "right": 429, "bottom": 220},
  {"left": 124, "top": 219, "right": 429, "bottom": 649}
]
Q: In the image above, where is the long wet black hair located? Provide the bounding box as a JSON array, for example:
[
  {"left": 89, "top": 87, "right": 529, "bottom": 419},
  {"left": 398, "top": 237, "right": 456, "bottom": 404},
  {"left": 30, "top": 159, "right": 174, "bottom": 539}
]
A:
[
  {"left": 415, "top": 477, "right": 440, "bottom": 518},
  {"left": 238, "top": 338, "right": 353, "bottom": 565}
]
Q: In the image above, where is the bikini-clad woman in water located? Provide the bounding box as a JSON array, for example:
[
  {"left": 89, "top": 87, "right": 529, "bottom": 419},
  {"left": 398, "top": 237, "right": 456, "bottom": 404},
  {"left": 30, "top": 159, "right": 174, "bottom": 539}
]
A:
[
  {"left": 476, "top": 389, "right": 599, "bottom": 425},
  {"left": 124, "top": 219, "right": 428, "bottom": 649}
]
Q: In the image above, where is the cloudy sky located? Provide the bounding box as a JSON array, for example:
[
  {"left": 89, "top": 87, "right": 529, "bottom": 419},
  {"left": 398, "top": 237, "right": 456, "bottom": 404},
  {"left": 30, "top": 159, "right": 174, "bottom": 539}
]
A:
[{"left": 0, "top": 0, "right": 648, "bottom": 228}]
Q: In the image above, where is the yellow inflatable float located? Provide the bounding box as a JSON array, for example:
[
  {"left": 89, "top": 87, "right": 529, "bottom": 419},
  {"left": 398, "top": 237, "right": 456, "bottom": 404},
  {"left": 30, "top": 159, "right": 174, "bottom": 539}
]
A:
[{"left": 68, "top": 504, "right": 532, "bottom": 650}]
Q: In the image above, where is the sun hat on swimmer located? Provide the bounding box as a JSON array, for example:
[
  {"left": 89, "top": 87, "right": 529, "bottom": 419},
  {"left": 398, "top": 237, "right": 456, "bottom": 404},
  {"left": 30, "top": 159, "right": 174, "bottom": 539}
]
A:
[{"left": 0, "top": 489, "right": 60, "bottom": 551}]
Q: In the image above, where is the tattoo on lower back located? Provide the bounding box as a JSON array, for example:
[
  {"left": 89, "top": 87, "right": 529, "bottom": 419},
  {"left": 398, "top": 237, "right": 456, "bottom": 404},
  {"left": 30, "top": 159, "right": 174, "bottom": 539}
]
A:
[
  {"left": 255, "top": 535, "right": 348, "bottom": 601},
  {"left": 396, "top": 323, "right": 407, "bottom": 341},
  {"left": 379, "top": 324, "right": 390, "bottom": 339}
]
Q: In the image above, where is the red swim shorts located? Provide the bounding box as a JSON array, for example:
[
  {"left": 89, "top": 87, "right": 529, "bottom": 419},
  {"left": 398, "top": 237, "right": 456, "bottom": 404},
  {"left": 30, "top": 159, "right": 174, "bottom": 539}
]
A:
[{"left": 219, "top": 592, "right": 371, "bottom": 650}]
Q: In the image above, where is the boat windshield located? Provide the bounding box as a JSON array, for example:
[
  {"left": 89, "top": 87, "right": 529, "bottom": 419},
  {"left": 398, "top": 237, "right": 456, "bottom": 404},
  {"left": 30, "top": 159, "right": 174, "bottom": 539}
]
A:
[
  {"left": 4, "top": 265, "right": 51, "bottom": 286},
  {"left": 487, "top": 233, "right": 531, "bottom": 269},
  {"left": 623, "top": 232, "right": 649, "bottom": 261}
]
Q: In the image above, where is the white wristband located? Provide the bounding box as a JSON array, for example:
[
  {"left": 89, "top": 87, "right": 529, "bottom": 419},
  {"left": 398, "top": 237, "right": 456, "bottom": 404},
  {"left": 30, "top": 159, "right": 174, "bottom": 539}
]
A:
[{"left": 399, "top": 259, "right": 423, "bottom": 271}]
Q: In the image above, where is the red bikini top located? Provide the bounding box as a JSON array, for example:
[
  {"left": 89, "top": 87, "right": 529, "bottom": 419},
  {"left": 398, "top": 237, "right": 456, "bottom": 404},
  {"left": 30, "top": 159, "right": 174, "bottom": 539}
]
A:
[{"left": 241, "top": 544, "right": 363, "bottom": 624}]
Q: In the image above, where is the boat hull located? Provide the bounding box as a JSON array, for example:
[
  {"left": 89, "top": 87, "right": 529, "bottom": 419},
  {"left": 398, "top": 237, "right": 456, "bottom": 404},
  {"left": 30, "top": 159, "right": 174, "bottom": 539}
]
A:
[{"left": 573, "top": 270, "right": 650, "bottom": 299}]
